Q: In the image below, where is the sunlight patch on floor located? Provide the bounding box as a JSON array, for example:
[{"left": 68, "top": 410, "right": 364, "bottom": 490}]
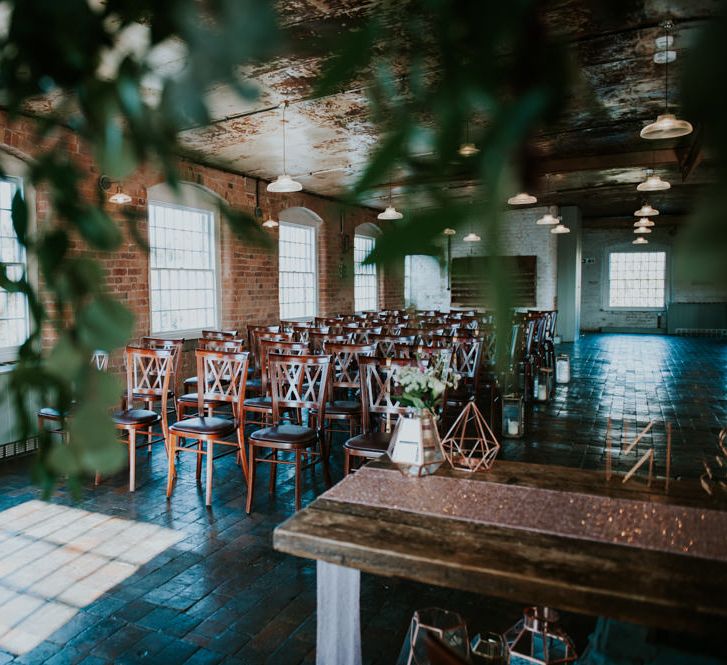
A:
[{"left": 0, "top": 500, "right": 181, "bottom": 655}]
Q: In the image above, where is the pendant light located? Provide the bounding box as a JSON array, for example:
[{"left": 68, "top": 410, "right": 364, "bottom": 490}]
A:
[
  {"left": 637, "top": 168, "right": 670, "bottom": 191},
  {"left": 634, "top": 226, "right": 652, "bottom": 234},
  {"left": 458, "top": 120, "right": 480, "bottom": 158},
  {"left": 633, "top": 236, "right": 649, "bottom": 245},
  {"left": 535, "top": 175, "right": 559, "bottom": 225},
  {"left": 268, "top": 101, "right": 303, "bottom": 193},
  {"left": 463, "top": 232, "right": 481, "bottom": 242},
  {"left": 640, "top": 21, "right": 693, "bottom": 140},
  {"left": 442, "top": 228, "right": 457, "bottom": 236},
  {"left": 508, "top": 192, "right": 537, "bottom": 206},
  {"left": 634, "top": 218, "right": 655, "bottom": 228},
  {"left": 635, "top": 203, "right": 659, "bottom": 217},
  {"left": 262, "top": 217, "right": 279, "bottom": 228},
  {"left": 551, "top": 223, "right": 570, "bottom": 234},
  {"left": 378, "top": 181, "right": 403, "bottom": 220},
  {"left": 109, "top": 186, "right": 132, "bottom": 205}
]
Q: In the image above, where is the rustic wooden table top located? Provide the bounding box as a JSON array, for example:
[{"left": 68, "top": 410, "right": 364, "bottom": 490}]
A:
[{"left": 273, "top": 460, "right": 727, "bottom": 635}]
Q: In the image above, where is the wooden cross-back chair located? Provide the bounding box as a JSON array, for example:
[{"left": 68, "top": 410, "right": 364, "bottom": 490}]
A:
[
  {"left": 343, "top": 325, "right": 382, "bottom": 343},
  {"left": 343, "top": 356, "right": 417, "bottom": 474},
  {"left": 321, "top": 342, "right": 376, "bottom": 443},
  {"left": 370, "top": 334, "right": 416, "bottom": 358},
  {"left": 110, "top": 346, "right": 173, "bottom": 492},
  {"left": 309, "top": 331, "right": 348, "bottom": 355},
  {"left": 202, "top": 329, "right": 238, "bottom": 340},
  {"left": 177, "top": 338, "right": 246, "bottom": 420},
  {"left": 241, "top": 339, "right": 309, "bottom": 433},
  {"left": 139, "top": 336, "right": 183, "bottom": 405},
  {"left": 246, "top": 329, "right": 290, "bottom": 394},
  {"left": 247, "top": 354, "right": 332, "bottom": 513},
  {"left": 167, "top": 349, "right": 249, "bottom": 506},
  {"left": 246, "top": 324, "right": 281, "bottom": 373},
  {"left": 37, "top": 350, "right": 110, "bottom": 440}
]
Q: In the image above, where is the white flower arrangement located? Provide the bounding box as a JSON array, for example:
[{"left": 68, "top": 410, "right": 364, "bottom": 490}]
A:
[{"left": 394, "top": 360, "right": 459, "bottom": 412}]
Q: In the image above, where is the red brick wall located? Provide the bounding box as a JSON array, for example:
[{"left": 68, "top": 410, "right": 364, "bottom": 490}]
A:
[{"left": 0, "top": 112, "right": 405, "bottom": 366}]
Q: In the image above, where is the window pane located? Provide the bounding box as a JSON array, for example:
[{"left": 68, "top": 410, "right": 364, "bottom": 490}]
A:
[
  {"left": 608, "top": 251, "right": 666, "bottom": 308},
  {"left": 279, "top": 223, "right": 317, "bottom": 319},
  {"left": 354, "top": 235, "right": 377, "bottom": 311},
  {"left": 148, "top": 202, "right": 217, "bottom": 333},
  {"left": 0, "top": 177, "right": 29, "bottom": 349}
]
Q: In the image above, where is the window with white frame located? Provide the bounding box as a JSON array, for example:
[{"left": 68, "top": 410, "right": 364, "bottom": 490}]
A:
[
  {"left": 354, "top": 234, "right": 377, "bottom": 311},
  {"left": 404, "top": 255, "right": 413, "bottom": 307},
  {"left": 608, "top": 250, "right": 666, "bottom": 309},
  {"left": 0, "top": 176, "right": 30, "bottom": 353},
  {"left": 148, "top": 201, "right": 218, "bottom": 334},
  {"left": 279, "top": 222, "right": 317, "bottom": 319}
]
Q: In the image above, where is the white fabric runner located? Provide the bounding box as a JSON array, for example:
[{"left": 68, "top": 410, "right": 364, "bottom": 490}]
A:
[{"left": 316, "top": 560, "right": 362, "bottom": 665}]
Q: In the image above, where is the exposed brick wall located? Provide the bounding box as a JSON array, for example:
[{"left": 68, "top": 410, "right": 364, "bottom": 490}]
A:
[{"left": 0, "top": 112, "right": 405, "bottom": 375}]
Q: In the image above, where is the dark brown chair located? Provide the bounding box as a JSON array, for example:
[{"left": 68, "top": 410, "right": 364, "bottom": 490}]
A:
[
  {"left": 370, "top": 334, "right": 416, "bottom": 358},
  {"left": 202, "top": 329, "right": 238, "bottom": 339},
  {"left": 343, "top": 356, "right": 416, "bottom": 474},
  {"left": 309, "top": 331, "right": 349, "bottom": 354},
  {"left": 166, "top": 349, "right": 249, "bottom": 506},
  {"left": 322, "top": 342, "right": 375, "bottom": 442},
  {"left": 112, "top": 346, "right": 174, "bottom": 491},
  {"left": 246, "top": 354, "right": 332, "bottom": 513}
]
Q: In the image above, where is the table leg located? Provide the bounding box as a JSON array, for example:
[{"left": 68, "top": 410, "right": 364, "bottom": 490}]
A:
[{"left": 316, "top": 560, "right": 362, "bottom": 665}]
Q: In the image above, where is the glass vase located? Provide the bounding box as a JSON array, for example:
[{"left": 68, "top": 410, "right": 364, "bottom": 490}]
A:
[{"left": 387, "top": 408, "right": 445, "bottom": 477}]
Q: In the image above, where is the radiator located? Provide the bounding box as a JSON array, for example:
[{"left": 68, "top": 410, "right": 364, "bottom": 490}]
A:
[
  {"left": 0, "top": 365, "right": 39, "bottom": 460},
  {"left": 667, "top": 303, "right": 727, "bottom": 336}
]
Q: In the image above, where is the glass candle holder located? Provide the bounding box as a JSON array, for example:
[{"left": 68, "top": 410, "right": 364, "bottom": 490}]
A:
[
  {"left": 555, "top": 354, "right": 570, "bottom": 384},
  {"left": 397, "top": 607, "right": 470, "bottom": 665},
  {"left": 536, "top": 368, "right": 553, "bottom": 402},
  {"left": 501, "top": 394, "right": 524, "bottom": 438}
]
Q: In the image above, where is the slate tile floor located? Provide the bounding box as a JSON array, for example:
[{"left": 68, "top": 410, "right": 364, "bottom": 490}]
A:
[{"left": 0, "top": 333, "right": 724, "bottom": 664}]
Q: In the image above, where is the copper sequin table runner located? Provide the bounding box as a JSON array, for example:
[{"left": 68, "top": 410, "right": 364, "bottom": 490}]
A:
[{"left": 324, "top": 466, "right": 727, "bottom": 562}]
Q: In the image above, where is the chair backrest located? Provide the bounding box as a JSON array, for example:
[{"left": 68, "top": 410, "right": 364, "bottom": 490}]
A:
[
  {"left": 309, "top": 332, "right": 349, "bottom": 354},
  {"left": 268, "top": 354, "right": 332, "bottom": 424},
  {"left": 259, "top": 339, "right": 308, "bottom": 394},
  {"left": 452, "top": 336, "right": 482, "bottom": 381},
  {"left": 141, "top": 337, "right": 184, "bottom": 395},
  {"left": 198, "top": 338, "right": 245, "bottom": 352},
  {"left": 371, "top": 334, "right": 415, "bottom": 358},
  {"left": 91, "top": 350, "right": 109, "bottom": 371},
  {"left": 247, "top": 325, "right": 280, "bottom": 370},
  {"left": 202, "top": 329, "right": 238, "bottom": 340},
  {"left": 125, "top": 346, "right": 174, "bottom": 434},
  {"left": 395, "top": 344, "right": 453, "bottom": 370},
  {"left": 358, "top": 356, "right": 417, "bottom": 433},
  {"left": 324, "top": 342, "right": 376, "bottom": 390},
  {"left": 194, "top": 349, "right": 249, "bottom": 418}
]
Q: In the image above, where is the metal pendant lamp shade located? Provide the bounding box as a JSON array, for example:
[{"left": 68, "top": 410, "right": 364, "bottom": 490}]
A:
[
  {"left": 637, "top": 169, "right": 670, "bottom": 191},
  {"left": 551, "top": 223, "right": 570, "bottom": 234},
  {"left": 463, "top": 232, "right": 481, "bottom": 242},
  {"left": 508, "top": 192, "right": 537, "bottom": 206},
  {"left": 634, "top": 218, "right": 655, "bottom": 228},
  {"left": 641, "top": 21, "right": 693, "bottom": 141},
  {"left": 633, "top": 236, "right": 649, "bottom": 245},
  {"left": 378, "top": 181, "right": 403, "bottom": 220},
  {"left": 635, "top": 203, "right": 659, "bottom": 217},
  {"left": 268, "top": 102, "right": 303, "bottom": 193},
  {"left": 634, "top": 226, "right": 652, "bottom": 234}
]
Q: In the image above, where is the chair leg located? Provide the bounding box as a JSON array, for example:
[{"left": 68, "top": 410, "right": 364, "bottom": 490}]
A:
[
  {"left": 129, "top": 429, "right": 136, "bottom": 492},
  {"left": 205, "top": 440, "right": 214, "bottom": 507},
  {"left": 321, "top": 435, "right": 332, "bottom": 488},
  {"left": 166, "top": 433, "right": 176, "bottom": 498},
  {"left": 196, "top": 439, "right": 203, "bottom": 482},
  {"left": 294, "top": 451, "right": 302, "bottom": 512},
  {"left": 94, "top": 472, "right": 101, "bottom": 486},
  {"left": 269, "top": 450, "right": 277, "bottom": 494},
  {"left": 146, "top": 401, "right": 153, "bottom": 452},
  {"left": 237, "top": 431, "right": 249, "bottom": 487},
  {"left": 344, "top": 449, "right": 351, "bottom": 476},
  {"left": 245, "top": 442, "right": 256, "bottom": 514}
]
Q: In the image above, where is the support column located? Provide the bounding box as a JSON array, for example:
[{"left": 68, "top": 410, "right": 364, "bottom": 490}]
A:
[{"left": 556, "top": 206, "right": 582, "bottom": 342}]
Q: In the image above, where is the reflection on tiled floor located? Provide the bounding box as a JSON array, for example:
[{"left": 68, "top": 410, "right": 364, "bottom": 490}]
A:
[
  {"left": 0, "top": 334, "right": 722, "bottom": 664},
  {"left": 0, "top": 501, "right": 180, "bottom": 655}
]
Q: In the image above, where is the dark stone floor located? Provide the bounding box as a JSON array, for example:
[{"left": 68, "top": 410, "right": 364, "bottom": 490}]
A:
[{"left": 0, "top": 333, "right": 724, "bottom": 664}]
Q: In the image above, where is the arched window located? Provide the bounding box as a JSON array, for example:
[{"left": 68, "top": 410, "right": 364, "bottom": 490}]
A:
[
  {"left": 0, "top": 150, "right": 34, "bottom": 361},
  {"left": 354, "top": 222, "right": 381, "bottom": 312},
  {"left": 147, "top": 182, "right": 221, "bottom": 335},
  {"left": 278, "top": 207, "right": 322, "bottom": 320}
]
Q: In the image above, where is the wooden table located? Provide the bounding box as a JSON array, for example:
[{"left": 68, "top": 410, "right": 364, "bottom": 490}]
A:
[{"left": 274, "top": 460, "right": 727, "bottom": 663}]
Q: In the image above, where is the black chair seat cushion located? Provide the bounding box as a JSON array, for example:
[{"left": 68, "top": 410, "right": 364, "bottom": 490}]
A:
[
  {"left": 250, "top": 424, "right": 317, "bottom": 448},
  {"left": 324, "top": 400, "right": 360, "bottom": 416},
  {"left": 170, "top": 416, "right": 235, "bottom": 437},
  {"left": 243, "top": 396, "right": 272, "bottom": 409},
  {"left": 177, "top": 392, "right": 226, "bottom": 406},
  {"left": 246, "top": 377, "right": 262, "bottom": 390},
  {"left": 113, "top": 409, "right": 160, "bottom": 426},
  {"left": 130, "top": 390, "right": 174, "bottom": 401},
  {"left": 183, "top": 376, "right": 198, "bottom": 389},
  {"left": 38, "top": 406, "right": 68, "bottom": 420},
  {"left": 343, "top": 431, "right": 392, "bottom": 455}
]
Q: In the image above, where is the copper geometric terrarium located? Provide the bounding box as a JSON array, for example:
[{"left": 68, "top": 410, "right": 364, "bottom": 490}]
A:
[
  {"left": 441, "top": 398, "right": 500, "bottom": 472},
  {"left": 504, "top": 606, "right": 578, "bottom": 665}
]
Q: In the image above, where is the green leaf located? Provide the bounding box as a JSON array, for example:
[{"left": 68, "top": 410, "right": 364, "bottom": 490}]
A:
[
  {"left": 78, "top": 296, "right": 134, "bottom": 350},
  {"left": 11, "top": 190, "right": 28, "bottom": 245},
  {"left": 45, "top": 335, "right": 85, "bottom": 381},
  {"left": 75, "top": 206, "right": 122, "bottom": 250}
]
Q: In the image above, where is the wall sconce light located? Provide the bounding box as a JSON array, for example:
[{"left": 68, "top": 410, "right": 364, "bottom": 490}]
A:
[{"left": 99, "top": 175, "right": 132, "bottom": 205}]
